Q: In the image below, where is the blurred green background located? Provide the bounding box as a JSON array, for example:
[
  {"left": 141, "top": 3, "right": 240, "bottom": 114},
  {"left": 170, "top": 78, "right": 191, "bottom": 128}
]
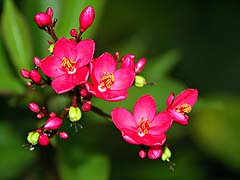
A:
[{"left": 0, "top": 0, "right": 239, "bottom": 179}]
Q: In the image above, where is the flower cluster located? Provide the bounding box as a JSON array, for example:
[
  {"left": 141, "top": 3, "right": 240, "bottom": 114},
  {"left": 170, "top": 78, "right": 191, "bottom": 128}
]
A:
[{"left": 21, "top": 6, "right": 198, "bottom": 163}]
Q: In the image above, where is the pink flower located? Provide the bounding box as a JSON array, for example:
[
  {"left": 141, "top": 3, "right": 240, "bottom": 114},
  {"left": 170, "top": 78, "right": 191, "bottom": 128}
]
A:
[
  {"left": 40, "top": 37, "right": 95, "bottom": 94},
  {"left": 111, "top": 95, "right": 173, "bottom": 146},
  {"left": 166, "top": 88, "right": 198, "bottom": 125},
  {"left": 86, "top": 53, "right": 136, "bottom": 102}
]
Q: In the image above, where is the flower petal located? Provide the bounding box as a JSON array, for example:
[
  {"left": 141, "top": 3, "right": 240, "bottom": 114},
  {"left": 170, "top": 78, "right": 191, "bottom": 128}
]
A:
[
  {"left": 40, "top": 56, "right": 64, "bottom": 78},
  {"left": 111, "top": 108, "right": 136, "bottom": 131},
  {"left": 72, "top": 66, "right": 89, "bottom": 86},
  {"left": 149, "top": 112, "right": 173, "bottom": 135},
  {"left": 121, "top": 128, "right": 142, "bottom": 145},
  {"left": 91, "top": 53, "right": 117, "bottom": 82},
  {"left": 101, "top": 90, "right": 128, "bottom": 102},
  {"left": 51, "top": 74, "right": 75, "bottom": 94},
  {"left": 173, "top": 89, "right": 198, "bottom": 107},
  {"left": 110, "top": 69, "right": 135, "bottom": 90},
  {"left": 142, "top": 133, "right": 166, "bottom": 146},
  {"left": 133, "top": 95, "right": 156, "bottom": 123},
  {"left": 148, "top": 146, "right": 162, "bottom": 160},
  {"left": 166, "top": 92, "right": 174, "bottom": 107},
  {"left": 75, "top": 39, "right": 95, "bottom": 68},
  {"left": 168, "top": 109, "right": 189, "bottom": 125}
]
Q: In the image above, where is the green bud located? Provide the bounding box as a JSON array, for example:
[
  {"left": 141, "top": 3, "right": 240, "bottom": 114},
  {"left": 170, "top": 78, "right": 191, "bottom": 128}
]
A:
[
  {"left": 134, "top": 75, "right": 146, "bottom": 87},
  {"left": 69, "top": 106, "right": 82, "bottom": 122},
  {"left": 161, "top": 146, "right": 172, "bottom": 162},
  {"left": 48, "top": 43, "right": 55, "bottom": 53},
  {"left": 27, "top": 131, "right": 40, "bottom": 145}
]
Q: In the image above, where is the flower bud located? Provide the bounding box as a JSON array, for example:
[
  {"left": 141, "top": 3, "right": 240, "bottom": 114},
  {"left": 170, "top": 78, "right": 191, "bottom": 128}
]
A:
[
  {"left": 135, "top": 58, "right": 146, "bottom": 73},
  {"left": 79, "top": 6, "right": 95, "bottom": 33},
  {"left": 59, "top": 131, "right": 69, "bottom": 139},
  {"left": 29, "top": 102, "right": 40, "bottom": 113},
  {"left": 34, "top": 12, "right": 52, "bottom": 29},
  {"left": 20, "top": 69, "right": 30, "bottom": 79},
  {"left": 69, "top": 106, "right": 82, "bottom": 122},
  {"left": 38, "top": 134, "right": 50, "bottom": 146},
  {"left": 120, "top": 54, "right": 135, "bottom": 71},
  {"left": 138, "top": 149, "right": 146, "bottom": 159},
  {"left": 70, "top": 29, "right": 78, "bottom": 37},
  {"left": 46, "top": 7, "right": 54, "bottom": 17},
  {"left": 82, "top": 101, "right": 91, "bottom": 112},
  {"left": 80, "top": 89, "right": 88, "bottom": 97},
  {"left": 37, "top": 112, "right": 44, "bottom": 119},
  {"left": 148, "top": 146, "right": 162, "bottom": 160},
  {"left": 29, "top": 70, "right": 41, "bottom": 84},
  {"left": 161, "top": 146, "right": 172, "bottom": 162},
  {"left": 33, "top": 56, "right": 41, "bottom": 67},
  {"left": 27, "top": 131, "right": 40, "bottom": 145},
  {"left": 44, "top": 117, "right": 62, "bottom": 130},
  {"left": 49, "top": 112, "right": 56, "bottom": 117},
  {"left": 134, "top": 75, "right": 146, "bottom": 87}
]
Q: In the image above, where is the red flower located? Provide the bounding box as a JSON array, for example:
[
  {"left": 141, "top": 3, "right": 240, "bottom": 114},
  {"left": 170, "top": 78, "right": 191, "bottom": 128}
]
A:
[
  {"left": 166, "top": 89, "right": 198, "bottom": 125},
  {"left": 111, "top": 95, "right": 173, "bottom": 146},
  {"left": 40, "top": 37, "right": 95, "bottom": 94},
  {"left": 86, "top": 53, "right": 136, "bottom": 101}
]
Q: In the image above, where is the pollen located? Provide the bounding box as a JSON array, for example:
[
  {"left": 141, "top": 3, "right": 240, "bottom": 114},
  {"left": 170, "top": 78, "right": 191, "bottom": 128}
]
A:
[
  {"left": 99, "top": 72, "right": 114, "bottom": 90},
  {"left": 175, "top": 103, "right": 192, "bottom": 114},
  {"left": 137, "top": 117, "right": 150, "bottom": 137},
  {"left": 62, "top": 57, "right": 76, "bottom": 74}
]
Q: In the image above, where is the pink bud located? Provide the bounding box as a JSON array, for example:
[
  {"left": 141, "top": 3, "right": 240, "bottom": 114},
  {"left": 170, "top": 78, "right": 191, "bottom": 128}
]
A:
[
  {"left": 44, "top": 117, "right": 62, "bottom": 130},
  {"left": 46, "top": 7, "right": 54, "bottom": 17},
  {"left": 120, "top": 54, "right": 135, "bottom": 71},
  {"left": 148, "top": 146, "right": 162, "bottom": 160},
  {"left": 38, "top": 134, "right": 50, "bottom": 146},
  {"left": 80, "top": 89, "right": 88, "bottom": 97},
  {"left": 26, "top": 82, "right": 32, "bottom": 86},
  {"left": 29, "top": 70, "right": 41, "bottom": 84},
  {"left": 70, "top": 29, "right": 78, "bottom": 37},
  {"left": 79, "top": 6, "right": 95, "bottom": 33},
  {"left": 114, "top": 52, "right": 120, "bottom": 60},
  {"left": 82, "top": 101, "right": 91, "bottom": 112},
  {"left": 34, "top": 12, "right": 52, "bottom": 29},
  {"left": 49, "top": 112, "right": 56, "bottom": 117},
  {"left": 29, "top": 102, "right": 40, "bottom": 113},
  {"left": 135, "top": 58, "right": 146, "bottom": 73},
  {"left": 33, "top": 57, "right": 41, "bottom": 67},
  {"left": 37, "top": 112, "right": 45, "bottom": 119},
  {"left": 20, "top": 69, "right": 30, "bottom": 79},
  {"left": 59, "top": 131, "right": 69, "bottom": 139},
  {"left": 139, "top": 149, "right": 146, "bottom": 159}
]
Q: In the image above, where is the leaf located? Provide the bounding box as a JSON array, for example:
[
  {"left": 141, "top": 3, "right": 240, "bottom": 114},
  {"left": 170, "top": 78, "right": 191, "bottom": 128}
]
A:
[
  {"left": 56, "top": 0, "right": 106, "bottom": 38},
  {"left": 192, "top": 95, "right": 240, "bottom": 172},
  {"left": 1, "top": 0, "right": 33, "bottom": 73},
  {"left": 0, "top": 121, "right": 35, "bottom": 179}
]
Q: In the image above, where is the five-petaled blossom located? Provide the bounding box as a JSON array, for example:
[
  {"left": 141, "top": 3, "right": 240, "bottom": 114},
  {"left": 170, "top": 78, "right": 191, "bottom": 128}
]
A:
[
  {"left": 86, "top": 52, "right": 136, "bottom": 102},
  {"left": 166, "top": 88, "right": 198, "bottom": 125},
  {"left": 111, "top": 95, "right": 173, "bottom": 148},
  {"left": 40, "top": 37, "right": 95, "bottom": 94}
]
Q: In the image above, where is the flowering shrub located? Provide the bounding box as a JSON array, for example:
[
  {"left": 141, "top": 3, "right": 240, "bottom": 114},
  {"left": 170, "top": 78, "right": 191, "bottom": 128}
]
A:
[{"left": 21, "top": 5, "right": 198, "bottom": 166}]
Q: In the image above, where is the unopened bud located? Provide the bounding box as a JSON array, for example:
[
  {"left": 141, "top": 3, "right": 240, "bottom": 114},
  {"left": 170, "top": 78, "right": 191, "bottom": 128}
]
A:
[
  {"left": 34, "top": 12, "right": 52, "bottom": 29},
  {"left": 135, "top": 58, "right": 146, "bottom": 73},
  {"left": 69, "top": 106, "right": 82, "bottom": 122},
  {"left": 59, "top": 131, "right": 69, "bottom": 139},
  {"left": 139, "top": 149, "right": 146, "bottom": 159},
  {"left": 29, "top": 102, "right": 40, "bottom": 113},
  {"left": 44, "top": 117, "right": 62, "bottom": 130},
  {"left": 70, "top": 29, "right": 78, "bottom": 37},
  {"left": 79, "top": 6, "right": 95, "bottom": 33},
  {"left": 29, "top": 70, "right": 41, "bottom": 84},
  {"left": 49, "top": 112, "right": 56, "bottom": 117},
  {"left": 46, "top": 7, "right": 54, "bottom": 17},
  {"left": 38, "top": 134, "right": 50, "bottom": 146},
  {"left": 120, "top": 54, "right": 135, "bottom": 70},
  {"left": 20, "top": 69, "right": 30, "bottom": 79},
  {"left": 82, "top": 101, "right": 91, "bottom": 112},
  {"left": 161, "top": 146, "right": 172, "bottom": 162},
  {"left": 48, "top": 43, "right": 55, "bottom": 53},
  {"left": 33, "top": 57, "right": 41, "bottom": 67},
  {"left": 134, "top": 75, "right": 146, "bottom": 87},
  {"left": 27, "top": 131, "right": 40, "bottom": 145},
  {"left": 148, "top": 146, "right": 162, "bottom": 160}
]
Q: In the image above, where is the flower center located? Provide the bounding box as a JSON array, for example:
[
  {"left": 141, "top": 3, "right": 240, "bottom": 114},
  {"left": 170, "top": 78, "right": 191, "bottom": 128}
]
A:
[
  {"left": 62, "top": 57, "right": 76, "bottom": 74},
  {"left": 98, "top": 72, "right": 114, "bottom": 91},
  {"left": 137, "top": 117, "right": 150, "bottom": 137},
  {"left": 175, "top": 103, "right": 192, "bottom": 114}
]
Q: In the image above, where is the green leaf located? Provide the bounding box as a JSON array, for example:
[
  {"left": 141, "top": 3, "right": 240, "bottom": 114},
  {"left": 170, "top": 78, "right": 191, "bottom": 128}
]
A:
[
  {"left": 0, "top": 121, "right": 35, "bottom": 179},
  {"left": 56, "top": 0, "right": 106, "bottom": 38},
  {"left": 0, "top": 36, "right": 24, "bottom": 95},
  {"left": 1, "top": 0, "right": 33, "bottom": 73},
  {"left": 192, "top": 95, "right": 240, "bottom": 172}
]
